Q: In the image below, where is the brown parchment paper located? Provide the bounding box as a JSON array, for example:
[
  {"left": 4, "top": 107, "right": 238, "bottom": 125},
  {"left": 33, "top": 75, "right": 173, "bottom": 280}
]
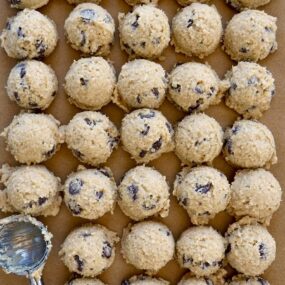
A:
[{"left": 0, "top": 0, "right": 284, "bottom": 284}]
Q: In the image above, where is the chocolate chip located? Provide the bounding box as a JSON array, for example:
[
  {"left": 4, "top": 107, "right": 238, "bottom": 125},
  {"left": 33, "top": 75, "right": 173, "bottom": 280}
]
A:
[
  {"left": 225, "top": 243, "right": 231, "bottom": 254},
  {"left": 131, "top": 14, "right": 140, "bottom": 29},
  {"left": 140, "top": 124, "right": 150, "bottom": 136},
  {"left": 45, "top": 145, "right": 56, "bottom": 158},
  {"left": 188, "top": 98, "right": 203, "bottom": 113},
  {"left": 151, "top": 88, "right": 159, "bottom": 98},
  {"left": 171, "top": 83, "right": 181, "bottom": 93},
  {"left": 108, "top": 135, "right": 119, "bottom": 149},
  {"left": 80, "top": 77, "right": 88, "bottom": 86},
  {"left": 209, "top": 86, "right": 215, "bottom": 94},
  {"left": 73, "top": 149, "right": 84, "bottom": 159},
  {"left": 139, "top": 150, "right": 147, "bottom": 158},
  {"left": 69, "top": 178, "right": 84, "bottom": 195},
  {"left": 231, "top": 82, "right": 237, "bottom": 90},
  {"left": 95, "top": 191, "right": 104, "bottom": 200},
  {"left": 265, "top": 26, "right": 272, "bottom": 32},
  {"left": 179, "top": 197, "right": 188, "bottom": 206},
  {"left": 195, "top": 182, "right": 212, "bottom": 194},
  {"left": 232, "top": 125, "right": 240, "bottom": 135},
  {"left": 201, "top": 261, "right": 210, "bottom": 269},
  {"left": 80, "top": 31, "right": 86, "bottom": 47},
  {"left": 28, "top": 102, "right": 38, "bottom": 108},
  {"left": 240, "top": 47, "right": 249, "bottom": 53},
  {"left": 17, "top": 63, "right": 26, "bottom": 78},
  {"left": 52, "top": 91, "right": 56, "bottom": 97},
  {"left": 259, "top": 243, "right": 267, "bottom": 259},
  {"left": 152, "top": 37, "right": 161, "bottom": 45},
  {"left": 35, "top": 40, "right": 47, "bottom": 58},
  {"left": 224, "top": 138, "right": 233, "bottom": 155},
  {"left": 68, "top": 202, "right": 82, "bottom": 215},
  {"left": 80, "top": 9, "right": 96, "bottom": 23},
  {"left": 194, "top": 85, "right": 203, "bottom": 94},
  {"left": 142, "top": 199, "right": 156, "bottom": 210},
  {"left": 84, "top": 118, "right": 95, "bottom": 126},
  {"left": 5, "top": 20, "right": 11, "bottom": 30},
  {"left": 14, "top": 92, "right": 20, "bottom": 102},
  {"left": 205, "top": 278, "right": 213, "bottom": 285},
  {"left": 271, "top": 89, "right": 275, "bottom": 97},
  {"left": 98, "top": 169, "right": 110, "bottom": 177},
  {"left": 137, "top": 95, "right": 142, "bottom": 104},
  {"left": 127, "top": 184, "right": 139, "bottom": 201},
  {"left": 38, "top": 197, "right": 48, "bottom": 206},
  {"left": 182, "top": 255, "right": 193, "bottom": 264},
  {"left": 140, "top": 41, "right": 146, "bottom": 48},
  {"left": 17, "top": 27, "right": 25, "bottom": 38},
  {"left": 139, "top": 111, "right": 155, "bottom": 119},
  {"left": 187, "top": 19, "right": 193, "bottom": 28},
  {"left": 151, "top": 137, "right": 162, "bottom": 152},
  {"left": 248, "top": 76, "right": 258, "bottom": 85},
  {"left": 10, "top": 0, "right": 21, "bottom": 4},
  {"left": 104, "top": 14, "right": 112, "bottom": 23},
  {"left": 123, "top": 43, "right": 135, "bottom": 55},
  {"left": 74, "top": 255, "right": 84, "bottom": 272},
  {"left": 257, "top": 277, "right": 268, "bottom": 285},
  {"left": 121, "top": 281, "right": 130, "bottom": 285},
  {"left": 102, "top": 241, "right": 112, "bottom": 258}
]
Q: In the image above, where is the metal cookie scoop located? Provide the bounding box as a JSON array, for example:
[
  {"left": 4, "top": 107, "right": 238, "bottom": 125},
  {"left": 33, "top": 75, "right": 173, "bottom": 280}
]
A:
[{"left": 0, "top": 215, "right": 52, "bottom": 285}]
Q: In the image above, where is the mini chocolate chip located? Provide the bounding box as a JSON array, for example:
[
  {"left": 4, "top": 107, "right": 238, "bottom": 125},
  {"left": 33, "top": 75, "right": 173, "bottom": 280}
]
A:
[
  {"left": 5, "top": 20, "right": 11, "bottom": 30},
  {"left": 182, "top": 255, "right": 193, "bottom": 264},
  {"left": 123, "top": 43, "right": 135, "bottom": 54},
  {"left": 80, "top": 9, "right": 96, "bottom": 23},
  {"left": 131, "top": 14, "right": 140, "bottom": 29},
  {"left": 259, "top": 243, "right": 267, "bottom": 259},
  {"left": 10, "top": 0, "right": 21, "bottom": 4},
  {"left": 225, "top": 243, "right": 231, "bottom": 254},
  {"left": 29, "top": 102, "right": 38, "bottom": 108},
  {"left": 69, "top": 178, "right": 84, "bottom": 195},
  {"left": 137, "top": 95, "right": 142, "bottom": 104},
  {"left": 45, "top": 145, "right": 56, "bottom": 157},
  {"left": 166, "top": 230, "right": 171, "bottom": 236},
  {"left": 52, "top": 91, "right": 56, "bottom": 97},
  {"left": 240, "top": 47, "right": 248, "bottom": 53},
  {"left": 35, "top": 40, "right": 47, "bottom": 58},
  {"left": 151, "top": 137, "right": 162, "bottom": 152},
  {"left": 17, "top": 63, "right": 26, "bottom": 78},
  {"left": 139, "top": 111, "right": 155, "bottom": 119},
  {"left": 74, "top": 255, "right": 84, "bottom": 272},
  {"left": 141, "top": 124, "right": 150, "bottom": 136},
  {"left": 257, "top": 277, "right": 268, "bottom": 285},
  {"left": 205, "top": 278, "right": 213, "bottom": 285},
  {"left": 171, "top": 83, "right": 181, "bottom": 93},
  {"left": 194, "top": 85, "right": 204, "bottom": 94},
  {"left": 224, "top": 138, "right": 233, "bottom": 155},
  {"left": 188, "top": 98, "right": 203, "bottom": 113},
  {"left": 73, "top": 149, "right": 84, "bottom": 158},
  {"left": 210, "top": 86, "right": 215, "bottom": 94},
  {"left": 231, "top": 82, "right": 237, "bottom": 90},
  {"left": 17, "top": 27, "right": 25, "bottom": 38},
  {"left": 84, "top": 118, "right": 95, "bottom": 126},
  {"left": 152, "top": 37, "right": 160, "bottom": 45},
  {"left": 80, "top": 77, "right": 88, "bottom": 86},
  {"left": 142, "top": 201, "right": 156, "bottom": 210},
  {"left": 187, "top": 19, "right": 193, "bottom": 28},
  {"left": 195, "top": 182, "right": 212, "bottom": 194},
  {"left": 179, "top": 197, "right": 188, "bottom": 206},
  {"left": 127, "top": 184, "right": 139, "bottom": 201},
  {"left": 265, "top": 26, "right": 272, "bottom": 32},
  {"left": 232, "top": 125, "right": 240, "bottom": 134},
  {"left": 102, "top": 241, "right": 112, "bottom": 258},
  {"left": 104, "top": 14, "right": 112, "bottom": 23},
  {"left": 140, "top": 41, "right": 146, "bottom": 48},
  {"left": 248, "top": 76, "right": 258, "bottom": 85},
  {"left": 108, "top": 136, "right": 119, "bottom": 149},
  {"left": 98, "top": 169, "right": 110, "bottom": 177},
  {"left": 139, "top": 150, "right": 147, "bottom": 158},
  {"left": 14, "top": 92, "right": 20, "bottom": 102},
  {"left": 166, "top": 122, "right": 173, "bottom": 134},
  {"left": 201, "top": 261, "right": 210, "bottom": 269},
  {"left": 271, "top": 89, "right": 275, "bottom": 97},
  {"left": 121, "top": 281, "right": 130, "bottom": 285},
  {"left": 151, "top": 88, "right": 159, "bottom": 98},
  {"left": 80, "top": 31, "right": 86, "bottom": 46},
  {"left": 69, "top": 202, "right": 82, "bottom": 215},
  {"left": 38, "top": 197, "right": 48, "bottom": 206},
  {"left": 95, "top": 191, "right": 104, "bottom": 200}
]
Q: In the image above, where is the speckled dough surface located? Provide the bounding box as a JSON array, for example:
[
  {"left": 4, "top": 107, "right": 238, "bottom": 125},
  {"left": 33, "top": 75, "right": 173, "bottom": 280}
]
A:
[
  {"left": 226, "top": 218, "right": 276, "bottom": 276},
  {"left": 228, "top": 275, "right": 270, "bottom": 285},
  {"left": 119, "top": 5, "right": 170, "bottom": 59},
  {"left": 223, "top": 120, "right": 277, "bottom": 169},
  {"left": 228, "top": 169, "right": 282, "bottom": 225},
  {"left": 124, "top": 0, "right": 159, "bottom": 5},
  {"left": 168, "top": 62, "right": 225, "bottom": 113},
  {"left": 7, "top": 60, "right": 58, "bottom": 110},
  {"left": 63, "top": 166, "right": 117, "bottom": 219},
  {"left": 121, "top": 221, "right": 175, "bottom": 274},
  {"left": 64, "top": 57, "right": 116, "bottom": 110},
  {"left": 121, "top": 109, "right": 174, "bottom": 164},
  {"left": 1, "top": 113, "right": 63, "bottom": 165},
  {"left": 63, "top": 111, "right": 119, "bottom": 166},
  {"left": 226, "top": 0, "right": 270, "bottom": 11},
  {"left": 171, "top": 3, "right": 223, "bottom": 58},
  {"left": 64, "top": 3, "right": 115, "bottom": 56},
  {"left": 67, "top": 0, "right": 101, "bottom": 4},
  {"left": 224, "top": 61, "right": 275, "bottom": 119},
  {"left": 59, "top": 224, "right": 119, "bottom": 277},
  {"left": 121, "top": 275, "right": 169, "bottom": 285},
  {"left": 66, "top": 278, "right": 105, "bottom": 285},
  {"left": 176, "top": 226, "right": 226, "bottom": 276},
  {"left": 175, "top": 113, "right": 223, "bottom": 166},
  {"left": 113, "top": 59, "right": 168, "bottom": 112},
  {"left": 174, "top": 166, "right": 231, "bottom": 225},
  {"left": 8, "top": 0, "right": 49, "bottom": 9},
  {"left": 0, "top": 164, "right": 61, "bottom": 216},
  {"left": 223, "top": 10, "right": 277, "bottom": 62},
  {"left": 0, "top": 9, "right": 58, "bottom": 59},
  {"left": 118, "top": 165, "right": 170, "bottom": 221}
]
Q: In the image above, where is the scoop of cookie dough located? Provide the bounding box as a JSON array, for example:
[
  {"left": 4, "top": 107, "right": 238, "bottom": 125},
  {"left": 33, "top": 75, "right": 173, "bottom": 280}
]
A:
[
  {"left": 168, "top": 62, "right": 225, "bottom": 112},
  {"left": 226, "top": 0, "right": 270, "bottom": 11},
  {"left": 7, "top": 60, "right": 58, "bottom": 110},
  {"left": 66, "top": 278, "right": 105, "bottom": 285},
  {"left": 223, "top": 120, "right": 277, "bottom": 169},
  {"left": 67, "top": 0, "right": 101, "bottom": 4},
  {"left": 228, "top": 169, "right": 282, "bottom": 225},
  {"left": 122, "top": 275, "right": 169, "bottom": 285},
  {"left": 172, "top": 3, "right": 223, "bottom": 58},
  {"left": 121, "top": 221, "right": 175, "bottom": 273},
  {"left": 176, "top": 0, "right": 209, "bottom": 6},
  {"left": 224, "top": 62, "right": 275, "bottom": 119},
  {"left": 1, "top": 113, "right": 63, "bottom": 165},
  {"left": 64, "top": 57, "right": 116, "bottom": 110},
  {"left": 175, "top": 113, "right": 223, "bottom": 166},
  {"left": 174, "top": 166, "right": 230, "bottom": 225},
  {"left": 177, "top": 226, "right": 226, "bottom": 276},
  {"left": 228, "top": 275, "right": 270, "bottom": 285},
  {"left": 0, "top": 164, "right": 61, "bottom": 216},
  {"left": 59, "top": 224, "right": 119, "bottom": 277},
  {"left": 226, "top": 218, "right": 276, "bottom": 276},
  {"left": 118, "top": 165, "right": 170, "bottom": 221},
  {"left": 113, "top": 59, "right": 168, "bottom": 112},
  {"left": 64, "top": 3, "right": 115, "bottom": 56},
  {"left": 64, "top": 166, "right": 117, "bottom": 219},
  {"left": 0, "top": 9, "right": 58, "bottom": 59},
  {"left": 63, "top": 111, "right": 119, "bottom": 166},
  {"left": 119, "top": 5, "right": 170, "bottom": 59},
  {"left": 8, "top": 0, "right": 49, "bottom": 9},
  {"left": 224, "top": 10, "right": 277, "bottom": 62},
  {"left": 121, "top": 109, "right": 174, "bottom": 164}
]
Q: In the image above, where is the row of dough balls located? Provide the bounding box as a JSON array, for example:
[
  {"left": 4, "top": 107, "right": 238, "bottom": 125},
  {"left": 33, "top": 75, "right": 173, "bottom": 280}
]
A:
[
  {"left": 0, "top": 163, "right": 281, "bottom": 226},
  {"left": 6, "top": 58, "right": 276, "bottom": 120},
  {"left": 1, "top": 112, "right": 277, "bottom": 168},
  {"left": 58, "top": 219, "right": 276, "bottom": 279},
  {"left": 0, "top": 3, "right": 277, "bottom": 62}
]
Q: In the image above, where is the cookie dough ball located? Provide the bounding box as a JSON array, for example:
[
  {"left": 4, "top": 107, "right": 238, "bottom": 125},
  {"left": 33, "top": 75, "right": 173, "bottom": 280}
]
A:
[
  {"left": 64, "top": 57, "right": 116, "bottom": 110},
  {"left": 225, "top": 62, "right": 275, "bottom": 119},
  {"left": 226, "top": 0, "right": 270, "bottom": 11},
  {"left": 174, "top": 166, "right": 230, "bottom": 225},
  {"left": 66, "top": 278, "right": 105, "bottom": 285},
  {"left": 113, "top": 59, "right": 168, "bottom": 112},
  {"left": 169, "top": 62, "right": 224, "bottom": 113},
  {"left": 8, "top": 0, "right": 49, "bottom": 9},
  {"left": 177, "top": 227, "right": 226, "bottom": 276},
  {"left": 59, "top": 225, "right": 119, "bottom": 277},
  {"left": 63, "top": 167, "right": 117, "bottom": 219},
  {"left": 118, "top": 165, "right": 170, "bottom": 221},
  {"left": 121, "top": 109, "right": 174, "bottom": 164},
  {"left": 7, "top": 60, "right": 58, "bottom": 110},
  {"left": 226, "top": 219, "right": 276, "bottom": 276},
  {"left": 122, "top": 275, "right": 169, "bottom": 285},
  {"left": 172, "top": 3, "right": 223, "bottom": 58},
  {"left": 0, "top": 164, "right": 61, "bottom": 216},
  {"left": 228, "top": 275, "right": 270, "bottom": 285},
  {"left": 224, "top": 10, "right": 277, "bottom": 62},
  {"left": 178, "top": 273, "right": 220, "bottom": 285},
  {"left": 121, "top": 221, "right": 175, "bottom": 273},
  {"left": 119, "top": 5, "right": 170, "bottom": 59},
  {"left": 1, "top": 113, "right": 63, "bottom": 165},
  {"left": 63, "top": 111, "right": 119, "bottom": 166},
  {"left": 64, "top": 3, "right": 115, "bottom": 56},
  {"left": 175, "top": 113, "right": 223, "bottom": 166},
  {"left": 67, "top": 0, "right": 101, "bottom": 4},
  {"left": 176, "top": 0, "right": 209, "bottom": 6},
  {"left": 228, "top": 169, "right": 282, "bottom": 225},
  {"left": 223, "top": 120, "right": 277, "bottom": 169},
  {"left": 0, "top": 9, "right": 58, "bottom": 59}
]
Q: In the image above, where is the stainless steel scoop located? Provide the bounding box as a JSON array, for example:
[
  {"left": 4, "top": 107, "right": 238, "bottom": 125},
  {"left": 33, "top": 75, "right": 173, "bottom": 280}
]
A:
[{"left": 0, "top": 215, "right": 52, "bottom": 285}]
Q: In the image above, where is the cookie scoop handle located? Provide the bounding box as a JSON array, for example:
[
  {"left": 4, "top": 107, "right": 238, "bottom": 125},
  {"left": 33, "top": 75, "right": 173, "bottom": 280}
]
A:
[{"left": 29, "top": 277, "right": 44, "bottom": 285}]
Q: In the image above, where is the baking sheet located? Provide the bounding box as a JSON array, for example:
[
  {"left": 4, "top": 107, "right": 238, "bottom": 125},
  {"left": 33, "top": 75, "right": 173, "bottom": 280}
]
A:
[{"left": 0, "top": 0, "right": 284, "bottom": 284}]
